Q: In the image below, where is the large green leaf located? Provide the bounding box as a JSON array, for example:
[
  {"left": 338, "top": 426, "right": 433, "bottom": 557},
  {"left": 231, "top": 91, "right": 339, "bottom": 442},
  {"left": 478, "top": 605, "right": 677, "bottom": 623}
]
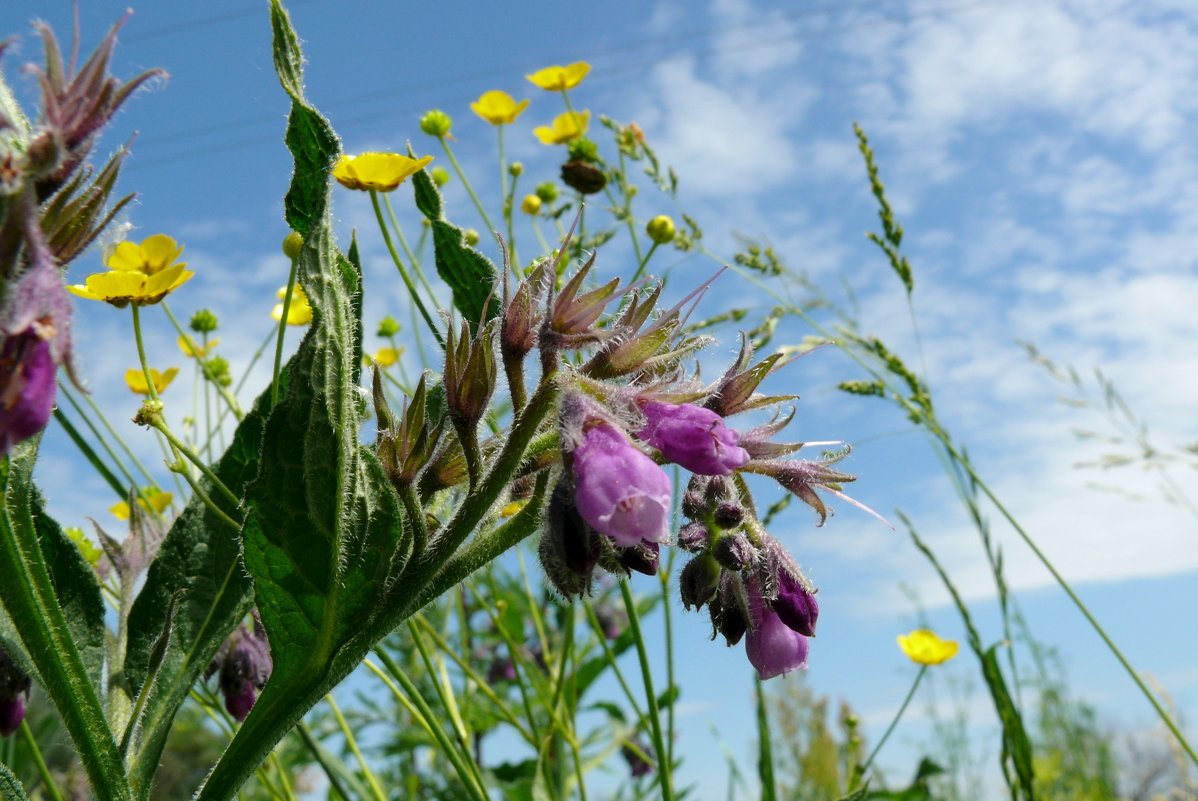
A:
[
  {"left": 0, "top": 442, "right": 128, "bottom": 801},
  {"left": 411, "top": 168, "right": 499, "bottom": 329},
  {"left": 0, "top": 764, "right": 28, "bottom": 801},
  {"left": 124, "top": 379, "right": 278, "bottom": 796}
]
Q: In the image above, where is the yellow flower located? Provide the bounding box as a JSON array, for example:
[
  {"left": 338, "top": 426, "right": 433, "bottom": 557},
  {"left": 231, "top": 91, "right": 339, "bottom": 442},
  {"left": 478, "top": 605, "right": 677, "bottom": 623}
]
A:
[
  {"left": 501, "top": 499, "right": 528, "bottom": 517},
  {"left": 177, "top": 334, "right": 219, "bottom": 359},
  {"left": 125, "top": 367, "right": 179, "bottom": 395},
  {"left": 470, "top": 90, "right": 530, "bottom": 125},
  {"left": 110, "top": 488, "right": 173, "bottom": 520},
  {"left": 526, "top": 62, "right": 591, "bottom": 91},
  {"left": 897, "top": 629, "right": 959, "bottom": 666},
  {"left": 65, "top": 527, "right": 103, "bottom": 567},
  {"left": 67, "top": 234, "right": 194, "bottom": 307},
  {"left": 371, "top": 346, "right": 402, "bottom": 368},
  {"left": 333, "top": 152, "right": 433, "bottom": 192},
  {"left": 521, "top": 194, "right": 542, "bottom": 215},
  {"left": 533, "top": 110, "right": 591, "bottom": 145},
  {"left": 272, "top": 283, "right": 313, "bottom": 326}
]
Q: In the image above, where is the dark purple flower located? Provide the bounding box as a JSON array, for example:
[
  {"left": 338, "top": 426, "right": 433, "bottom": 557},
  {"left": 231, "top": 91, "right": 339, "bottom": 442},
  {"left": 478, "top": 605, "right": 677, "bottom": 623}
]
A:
[
  {"left": 215, "top": 619, "right": 272, "bottom": 722},
  {"left": 0, "top": 332, "right": 57, "bottom": 455},
  {"left": 639, "top": 401, "right": 749, "bottom": 476},
  {"left": 773, "top": 570, "right": 819, "bottom": 637},
  {"left": 487, "top": 656, "right": 517, "bottom": 684},
  {"left": 572, "top": 421, "right": 672, "bottom": 548},
  {"left": 745, "top": 583, "right": 808, "bottom": 680},
  {"left": 621, "top": 737, "right": 655, "bottom": 778},
  {"left": 0, "top": 647, "right": 31, "bottom": 738},
  {"left": 618, "top": 540, "right": 660, "bottom": 576}
]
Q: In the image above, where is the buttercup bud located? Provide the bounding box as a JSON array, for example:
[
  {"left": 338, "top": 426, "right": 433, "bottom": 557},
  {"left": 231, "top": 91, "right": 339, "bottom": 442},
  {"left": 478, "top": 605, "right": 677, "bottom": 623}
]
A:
[
  {"left": 464, "top": 228, "right": 480, "bottom": 246},
  {"left": 420, "top": 109, "right": 453, "bottom": 137},
  {"left": 509, "top": 161, "right": 524, "bottom": 177},
  {"left": 190, "top": 309, "right": 219, "bottom": 333},
  {"left": 567, "top": 137, "right": 600, "bottom": 164},
  {"left": 646, "top": 214, "right": 676, "bottom": 245},
  {"left": 535, "top": 181, "right": 560, "bottom": 203},
  {"left": 376, "top": 315, "right": 401, "bottom": 337},
  {"left": 521, "top": 194, "right": 542, "bottom": 215},
  {"left": 281, "top": 232, "right": 304, "bottom": 260},
  {"left": 431, "top": 166, "right": 451, "bottom": 186}
]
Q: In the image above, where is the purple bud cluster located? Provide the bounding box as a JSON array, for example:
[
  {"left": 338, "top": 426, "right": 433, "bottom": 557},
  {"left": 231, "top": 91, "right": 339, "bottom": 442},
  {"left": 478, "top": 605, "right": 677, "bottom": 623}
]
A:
[
  {"left": 207, "top": 614, "right": 273, "bottom": 722},
  {"left": 0, "top": 646, "right": 31, "bottom": 737}
]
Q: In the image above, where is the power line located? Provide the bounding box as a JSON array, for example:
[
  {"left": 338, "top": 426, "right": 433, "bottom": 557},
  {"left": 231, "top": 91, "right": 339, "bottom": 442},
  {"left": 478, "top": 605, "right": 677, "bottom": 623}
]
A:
[{"left": 121, "top": 0, "right": 324, "bottom": 44}]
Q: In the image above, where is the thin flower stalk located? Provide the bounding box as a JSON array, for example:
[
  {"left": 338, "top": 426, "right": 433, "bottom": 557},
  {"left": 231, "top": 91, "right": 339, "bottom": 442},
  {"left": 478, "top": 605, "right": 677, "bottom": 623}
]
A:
[
  {"left": 436, "top": 135, "right": 498, "bottom": 238},
  {"left": 620, "top": 579, "right": 674, "bottom": 801},
  {"left": 20, "top": 720, "right": 67, "bottom": 801},
  {"left": 325, "top": 694, "right": 388, "bottom": 801},
  {"left": 271, "top": 251, "right": 299, "bottom": 407},
  {"left": 369, "top": 189, "right": 444, "bottom": 348}
]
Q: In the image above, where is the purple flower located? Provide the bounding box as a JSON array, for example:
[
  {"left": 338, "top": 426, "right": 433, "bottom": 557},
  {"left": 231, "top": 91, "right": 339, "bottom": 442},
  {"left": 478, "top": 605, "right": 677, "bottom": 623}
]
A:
[
  {"left": 0, "top": 332, "right": 57, "bottom": 455},
  {"left": 745, "top": 583, "right": 808, "bottom": 680},
  {"left": 0, "top": 647, "right": 31, "bottom": 738},
  {"left": 572, "top": 421, "right": 672, "bottom": 548},
  {"left": 638, "top": 401, "right": 749, "bottom": 476},
  {"left": 214, "top": 619, "right": 272, "bottom": 722},
  {"left": 621, "top": 737, "right": 655, "bottom": 778},
  {"left": 773, "top": 570, "right": 819, "bottom": 637}
]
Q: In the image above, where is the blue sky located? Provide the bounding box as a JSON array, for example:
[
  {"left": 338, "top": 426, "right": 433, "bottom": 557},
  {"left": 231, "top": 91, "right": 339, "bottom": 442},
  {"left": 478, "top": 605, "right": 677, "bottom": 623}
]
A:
[{"left": 3, "top": 0, "right": 1198, "bottom": 797}]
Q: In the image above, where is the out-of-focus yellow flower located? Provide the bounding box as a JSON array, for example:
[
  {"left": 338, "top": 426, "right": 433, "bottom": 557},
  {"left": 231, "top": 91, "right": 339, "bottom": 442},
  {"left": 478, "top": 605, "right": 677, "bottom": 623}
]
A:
[
  {"left": 68, "top": 234, "right": 194, "bottom": 307},
  {"left": 125, "top": 367, "right": 179, "bottom": 395},
  {"left": 178, "top": 334, "right": 219, "bottom": 359},
  {"left": 501, "top": 499, "right": 528, "bottom": 517},
  {"left": 533, "top": 110, "right": 590, "bottom": 145},
  {"left": 110, "top": 488, "right": 173, "bottom": 520},
  {"left": 521, "top": 194, "right": 542, "bottom": 215},
  {"left": 897, "top": 629, "right": 959, "bottom": 666},
  {"left": 470, "top": 90, "right": 530, "bottom": 125},
  {"left": 333, "top": 152, "right": 433, "bottom": 192},
  {"left": 371, "top": 346, "right": 402, "bottom": 368},
  {"left": 526, "top": 62, "right": 591, "bottom": 91},
  {"left": 272, "top": 283, "right": 313, "bottom": 326},
  {"left": 65, "top": 527, "right": 104, "bottom": 567}
]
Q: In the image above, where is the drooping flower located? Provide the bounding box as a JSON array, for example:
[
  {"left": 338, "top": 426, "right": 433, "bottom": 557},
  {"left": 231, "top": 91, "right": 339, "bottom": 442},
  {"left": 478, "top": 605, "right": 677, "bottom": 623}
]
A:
[
  {"left": 271, "top": 283, "right": 313, "bottom": 326},
  {"left": 67, "top": 234, "right": 194, "bottom": 307},
  {"left": 772, "top": 569, "right": 819, "bottom": 637},
  {"left": 638, "top": 401, "right": 750, "bottom": 476},
  {"left": 177, "top": 334, "right": 218, "bottom": 359},
  {"left": 0, "top": 646, "right": 31, "bottom": 738},
  {"left": 332, "top": 152, "right": 433, "bottom": 193},
  {"left": 526, "top": 62, "right": 591, "bottom": 91},
  {"left": 109, "top": 488, "right": 173, "bottom": 520},
  {"left": 533, "top": 110, "right": 591, "bottom": 145},
  {"left": 470, "top": 90, "right": 530, "bottom": 125},
  {"left": 571, "top": 420, "right": 672, "bottom": 548},
  {"left": 0, "top": 331, "right": 57, "bottom": 456},
  {"left": 745, "top": 582, "right": 809, "bottom": 680},
  {"left": 124, "top": 367, "right": 178, "bottom": 395},
  {"left": 210, "top": 616, "right": 272, "bottom": 722},
  {"left": 897, "top": 629, "right": 959, "bottom": 666}
]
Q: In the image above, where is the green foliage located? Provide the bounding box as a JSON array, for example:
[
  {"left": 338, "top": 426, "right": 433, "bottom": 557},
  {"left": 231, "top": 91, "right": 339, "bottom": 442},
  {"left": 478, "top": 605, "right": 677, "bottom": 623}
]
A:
[
  {"left": 853, "top": 123, "right": 912, "bottom": 295},
  {"left": 0, "top": 764, "right": 28, "bottom": 801}
]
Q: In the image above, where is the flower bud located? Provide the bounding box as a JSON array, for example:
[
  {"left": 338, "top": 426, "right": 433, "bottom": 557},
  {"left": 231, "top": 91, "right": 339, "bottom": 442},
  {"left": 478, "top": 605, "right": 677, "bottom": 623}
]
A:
[
  {"left": 205, "top": 356, "right": 233, "bottom": 387},
  {"left": 0, "top": 647, "right": 32, "bottom": 737},
  {"left": 622, "top": 737, "right": 654, "bottom": 778},
  {"left": 190, "top": 309, "right": 219, "bottom": 333},
  {"left": 535, "top": 181, "right": 560, "bottom": 203},
  {"left": 561, "top": 161, "right": 607, "bottom": 195},
  {"left": 429, "top": 166, "right": 451, "bottom": 186},
  {"left": 213, "top": 618, "right": 272, "bottom": 722},
  {"left": 0, "top": 333, "right": 57, "bottom": 456},
  {"left": 444, "top": 319, "right": 497, "bottom": 426},
  {"left": 487, "top": 656, "right": 517, "bottom": 683},
  {"left": 646, "top": 215, "right": 676, "bottom": 245},
  {"left": 376, "top": 315, "right": 401, "bottom": 337},
  {"left": 680, "top": 554, "right": 722, "bottom": 610},
  {"left": 509, "top": 161, "right": 524, "bottom": 177},
  {"left": 281, "top": 232, "right": 304, "bottom": 260},
  {"left": 420, "top": 109, "right": 453, "bottom": 137},
  {"left": 638, "top": 401, "right": 750, "bottom": 476},
  {"left": 539, "top": 479, "right": 600, "bottom": 599},
  {"left": 704, "top": 476, "right": 733, "bottom": 505},
  {"left": 567, "top": 137, "right": 600, "bottom": 164},
  {"left": 24, "top": 127, "right": 64, "bottom": 179},
  {"left": 521, "top": 194, "right": 542, "bottom": 215},
  {"left": 714, "top": 501, "right": 744, "bottom": 529},
  {"left": 677, "top": 521, "right": 710, "bottom": 552},
  {"left": 464, "top": 228, "right": 481, "bottom": 246},
  {"left": 709, "top": 584, "right": 748, "bottom": 646},
  {"left": 772, "top": 571, "right": 819, "bottom": 637},
  {"left": 714, "top": 533, "right": 756, "bottom": 572}
]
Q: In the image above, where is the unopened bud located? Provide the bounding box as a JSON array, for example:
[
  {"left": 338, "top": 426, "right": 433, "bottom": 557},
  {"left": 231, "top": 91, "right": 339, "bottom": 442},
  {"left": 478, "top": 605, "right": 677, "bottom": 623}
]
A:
[
  {"left": 680, "top": 555, "right": 722, "bottom": 610},
  {"left": 190, "top": 309, "right": 219, "bottom": 333},
  {"left": 0, "top": 646, "right": 31, "bottom": 737},
  {"left": 535, "top": 181, "right": 560, "bottom": 203},
  {"left": 561, "top": 161, "right": 606, "bottom": 195},
  {"left": 713, "top": 533, "right": 756, "bottom": 571},
  {"left": 509, "top": 161, "right": 524, "bottom": 177},
  {"left": 619, "top": 541, "right": 660, "bottom": 576},
  {"left": 677, "top": 521, "right": 710, "bottom": 552},
  {"left": 464, "top": 228, "right": 480, "bottom": 246},
  {"left": 419, "top": 109, "right": 453, "bottom": 137},
  {"left": 431, "top": 166, "right": 451, "bottom": 186},
  {"left": 521, "top": 194, "right": 542, "bottom": 215},
  {"left": 24, "top": 127, "right": 63, "bottom": 178},
  {"left": 282, "top": 232, "right": 304, "bottom": 260},
  {"left": 705, "top": 476, "right": 732, "bottom": 505},
  {"left": 376, "top": 315, "right": 401, "bottom": 337},
  {"left": 714, "top": 501, "right": 744, "bottom": 529},
  {"left": 646, "top": 214, "right": 676, "bottom": 245},
  {"left": 567, "top": 137, "right": 600, "bottom": 164}
]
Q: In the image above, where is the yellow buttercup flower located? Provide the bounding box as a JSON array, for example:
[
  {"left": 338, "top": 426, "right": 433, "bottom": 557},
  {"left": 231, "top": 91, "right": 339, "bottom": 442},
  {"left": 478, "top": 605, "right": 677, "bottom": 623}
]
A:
[
  {"left": 178, "top": 334, "right": 219, "bottom": 359},
  {"left": 897, "top": 629, "right": 959, "bottom": 666},
  {"left": 272, "top": 283, "right": 313, "bottom": 326},
  {"left": 470, "top": 90, "right": 530, "bottom": 125},
  {"left": 533, "top": 110, "right": 590, "bottom": 145},
  {"left": 68, "top": 234, "right": 194, "bottom": 307},
  {"left": 333, "top": 152, "right": 433, "bottom": 192},
  {"left": 501, "top": 499, "right": 528, "bottom": 517},
  {"left": 110, "top": 488, "right": 174, "bottom": 520},
  {"left": 526, "top": 62, "right": 591, "bottom": 91},
  {"left": 65, "top": 527, "right": 103, "bottom": 567},
  {"left": 125, "top": 367, "right": 179, "bottom": 395},
  {"left": 372, "top": 346, "right": 402, "bottom": 367}
]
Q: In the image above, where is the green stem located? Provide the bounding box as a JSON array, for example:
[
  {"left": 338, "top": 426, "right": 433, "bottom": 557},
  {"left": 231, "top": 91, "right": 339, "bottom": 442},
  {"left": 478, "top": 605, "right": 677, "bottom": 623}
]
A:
[
  {"left": 755, "top": 677, "right": 777, "bottom": 801},
  {"left": 161, "top": 303, "right": 242, "bottom": 420},
  {"left": 130, "top": 305, "right": 157, "bottom": 403},
  {"left": 398, "top": 483, "right": 429, "bottom": 560},
  {"left": 20, "top": 719, "right": 67, "bottom": 801},
  {"left": 857, "top": 666, "right": 927, "bottom": 783},
  {"left": 51, "top": 408, "right": 126, "bottom": 499},
  {"left": 272, "top": 254, "right": 300, "bottom": 407},
  {"left": 58, "top": 382, "right": 147, "bottom": 492},
  {"left": 369, "top": 190, "right": 444, "bottom": 348},
  {"left": 620, "top": 579, "right": 674, "bottom": 801},
  {"left": 629, "top": 241, "right": 659, "bottom": 285},
  {"left": 296, "top": 722, "right": 354, "bottom": 801},
  {"left": 326, "top": 694, "right": 388, "bottom": 801},
  {"left": 661, "top": 543, "right": 678, "bottom": 772},
  {"left": 149, "top": 420, "right": 240, "bottom": 510},
  {"left": 583, "top": 601, "right": 646, "bottom": 722},
  {"left": 617, "top": 149, "right": 645, "bottom": 265},
  {"left": 382, "top": 194, "right": 439, "bottom": 303},
  {"left": 438, "top": 135, "right": 498, "bottom": 235}
]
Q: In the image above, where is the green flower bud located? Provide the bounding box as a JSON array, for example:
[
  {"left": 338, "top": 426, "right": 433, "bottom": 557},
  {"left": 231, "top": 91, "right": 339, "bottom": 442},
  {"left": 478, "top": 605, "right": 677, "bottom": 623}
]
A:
[
  {"left": 282, "top": 231, "right": 304, "bottom": 260},
  {"left": 566, "top": 137, "right": 599, "bottom": 164},
  {"left": 419, "top": 109, "right": 453, "bottom": 137},
  {"left": 509, "top": 161, "right": 524, "bottom": 177},
  {"left": 431, "top": 166, "right": 451, "bottom": 186},
  {"left": 520, "top": 194, "right": 542, "bottom": 215},
  {"left": 205, "top": 356, "right": 233, "bottom": 387},
  {"left": 376, "top": 315, "right": 401, "bottom": 337},
  {"left": 535, "top": 181, "right": 559, "bottom": 203},
  {"left": 646, "top": 214, "right": 676, "bottom": 245},
  {"left": 464, "top": 228, "right": 480, "bottom": 246},
  {"left": 189, "top": 309, "right": 219, "bottom": 333}
]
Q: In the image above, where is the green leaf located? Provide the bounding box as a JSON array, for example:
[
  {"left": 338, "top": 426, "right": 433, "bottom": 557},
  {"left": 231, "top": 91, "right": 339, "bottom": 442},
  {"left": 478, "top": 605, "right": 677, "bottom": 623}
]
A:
[
  {"left": 124, "top": 381, "right": 276, "bottom": 793},
  {"left": 412, "top": 165, "right": 498, "bottom": 329},
  {"left": 0, "top": 765, "right": 27, "bottom": 801},
  {"left": 0, "top": 443, "right": 128, "bottom": 801}
]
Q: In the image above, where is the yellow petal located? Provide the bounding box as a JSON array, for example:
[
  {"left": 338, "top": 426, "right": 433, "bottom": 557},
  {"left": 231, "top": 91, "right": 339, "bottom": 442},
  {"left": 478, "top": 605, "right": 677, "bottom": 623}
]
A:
[
  {"left": 86, "top": 269, "right": 147, "bottom": 299},
  {"left": 373, "top": 346, "right": 400, "bottom": 367},
  {"left": 67, "top": 283, "right": 103, "bottom": 301},
  {"left": 534, "top": 110, "right": 590, "bottom": 145},
  {"left": 526, "top": 61, "right": 591, "bottom": 91},
  {"left": 334, "top": 152, "right": 433, "bottom": 192},
  {"left": 105, "top": 241, "right": 147, "bottom": 271},
  {"left": 470, "top": 90, "right": 529, "bottom": 125},
  {"left": 897, "top": 629, "right": 959, "bottom": 666},
  {"left": 138, "top": 234, "right": 184, "bottom": 273},
  {"left": 143, "top": 265, "right": 193, "bottom": 301},
  {"left": 110, "top": 500, "right": 131, "bottom": 520},
  {"left": 177, "top": 334, "right": 218, "bottom": 358}
]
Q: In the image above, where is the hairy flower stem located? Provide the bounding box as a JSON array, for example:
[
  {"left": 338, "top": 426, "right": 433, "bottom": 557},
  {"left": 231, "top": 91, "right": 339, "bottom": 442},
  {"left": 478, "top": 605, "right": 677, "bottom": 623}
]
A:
[
  {"left": 453, "top": 419, "right": 483, "bottom": 489},
  {"left": 620, "top": 579, "right": 674, "bottom": 801},
  {"left": 437, "top": 135, "right": 498, "bottom": 237},
  {"left": 399, "top": 483, "right": 429, "bottom": 559},
  {"left": 628, "top": 241, "right": 659, "bottom": 285},
  {"left": 20, "top": 720, "right": 67, "bottom": 801},
  {"left": 130, "top": 305, "right": 158, "bottom": 403},
  {"left": 271, "top": 252, "right": 300, "bottom": 407},
  {"left": 855, "top": 665, "right": 926, "bottom": 788},
  {"left": 161, "top": 303, "right": 243, "bottom": 420},
  {"left": 503, "top": 351, "right": 528, "bottom": 414},
  {"left": 382, "top": 194, "right": 439, "bottom": 303},
  {"left": 148, "top": 419, "right": 240, "bottom": 510},
  {"left": 369, "top": 190, "right": 444, "bottom": 348}
]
